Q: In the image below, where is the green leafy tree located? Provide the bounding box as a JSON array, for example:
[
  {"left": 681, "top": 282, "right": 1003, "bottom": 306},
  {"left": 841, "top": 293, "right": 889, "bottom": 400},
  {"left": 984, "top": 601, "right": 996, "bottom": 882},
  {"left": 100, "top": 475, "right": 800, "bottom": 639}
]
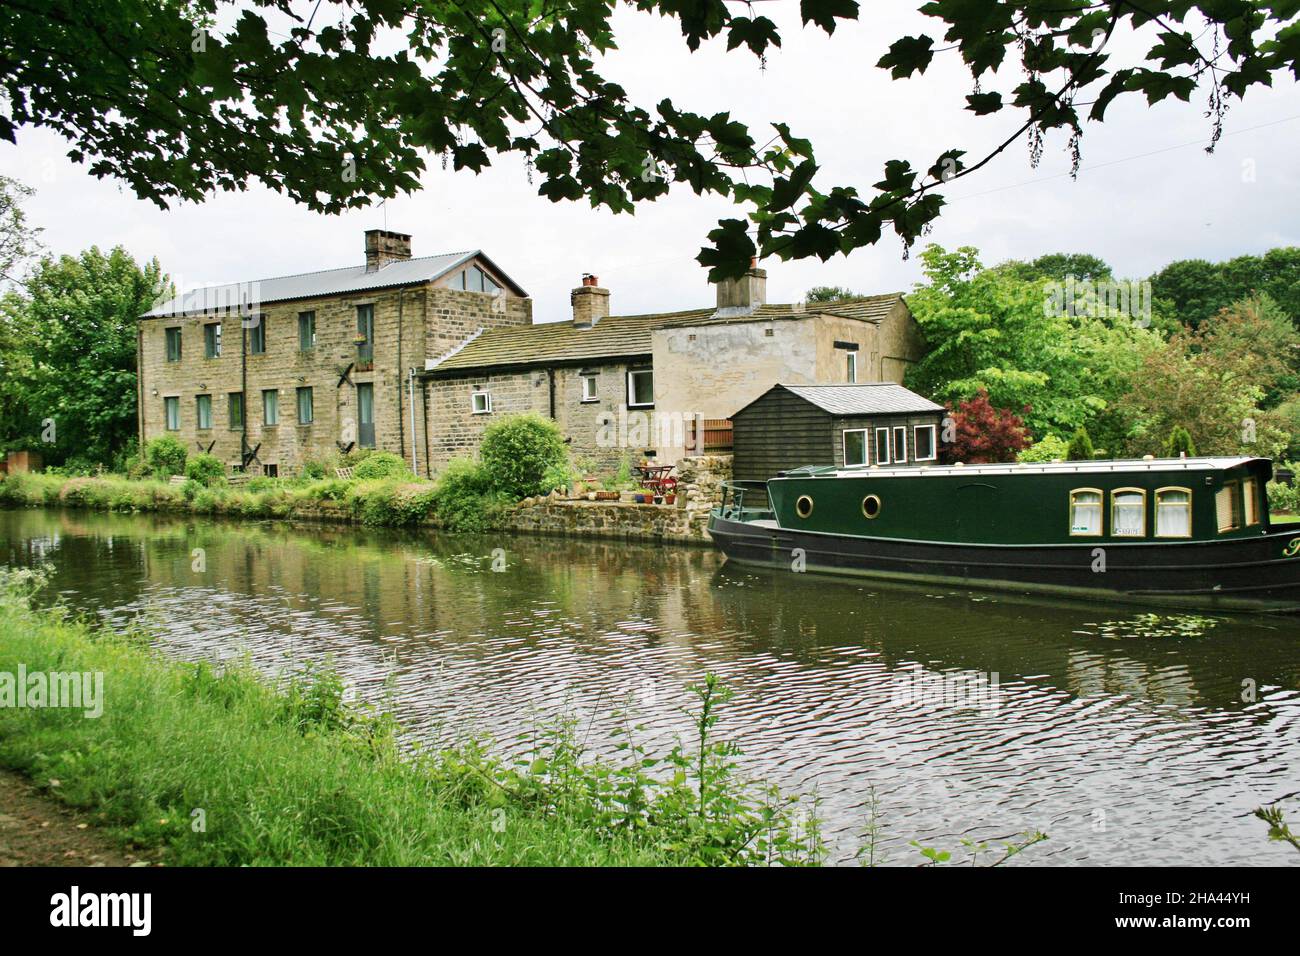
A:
[
  {"left": 1164, "top": 426, "right": 1197, "bottom": 458},
  {"left": 2, "top": 3, "right": 1298, "bottom": 276},
  {"left": 143, "top": 435, "right": 188, "bottom": 479},
  {"left": 997, "top": 253, "right": 1112, "bottom": 283},
  {"left": 479, "top": 413, "right": 568, "bottom": 499},
  {"left": 905, "top": 244, "right": 1162, "bottom": 446},
  {"left": 1017, "top": 434, "right": 1069, "bottom": 463},
  {"left": 1066, "top": 427, "right": 1094, "bottom": 461},
  {"left": 3, "top": 247, "right": 165, "bottom": 466},
  {"left": 1151, "top": 248, "right": 1300, "bottom": 330},
  {"left": 1117, "top": 295, "right": 1298, "bottom": 457},
  {"left": 805, "top": 285, "right": 858, "bottom": 303}
]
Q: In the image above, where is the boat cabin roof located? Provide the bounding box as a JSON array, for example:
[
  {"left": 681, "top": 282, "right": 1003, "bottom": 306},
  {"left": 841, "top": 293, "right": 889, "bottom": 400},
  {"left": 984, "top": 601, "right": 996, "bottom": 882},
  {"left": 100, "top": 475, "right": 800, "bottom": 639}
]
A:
[{"left": 781, "top": 456, "right": 1268, "bottom": 481}]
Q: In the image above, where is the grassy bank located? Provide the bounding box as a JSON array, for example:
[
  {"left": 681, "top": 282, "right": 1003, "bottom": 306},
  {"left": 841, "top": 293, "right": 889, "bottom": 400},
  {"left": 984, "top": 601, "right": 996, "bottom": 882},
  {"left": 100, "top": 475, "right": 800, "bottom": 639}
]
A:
[
  {"left": 0, "top": 569, "right": 823, "bottom": 866},
  {"left": 0, "top": 470, "right": 454, "bottom": 529}
]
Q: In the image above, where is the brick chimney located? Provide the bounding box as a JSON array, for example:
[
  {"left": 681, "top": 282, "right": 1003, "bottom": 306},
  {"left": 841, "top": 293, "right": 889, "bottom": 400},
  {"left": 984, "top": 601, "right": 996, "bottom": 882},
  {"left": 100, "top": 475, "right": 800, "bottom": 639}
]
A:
[
  {"left": 364, "top": 229, "right": 412, "bottom": 272},
  {"left": 571, "top": 274, "right": 609, "bottom": 327},
  {"left": 714, "top": 257, "right": 767, "bottom": 315}
]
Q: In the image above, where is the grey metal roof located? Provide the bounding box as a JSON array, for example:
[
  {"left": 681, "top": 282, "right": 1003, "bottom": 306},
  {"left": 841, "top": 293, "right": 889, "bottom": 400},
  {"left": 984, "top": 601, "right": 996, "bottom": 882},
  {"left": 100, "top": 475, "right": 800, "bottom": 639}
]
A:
[
  {"left": 142, "top": 250, "right": 526, "bottom": 318},
  {"left": 775, "top": 383, "right": 945, "bottom": 416}
]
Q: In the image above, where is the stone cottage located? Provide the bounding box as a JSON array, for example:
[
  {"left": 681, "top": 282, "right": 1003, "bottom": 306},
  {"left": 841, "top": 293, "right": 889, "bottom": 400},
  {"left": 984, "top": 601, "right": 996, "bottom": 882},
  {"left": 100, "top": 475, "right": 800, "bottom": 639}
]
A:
[
  {"left": 419, "top": 264, "right": 926, "bottom": 473},
  {"left": 137, "top": 230, "right": 529, "bottom": 475}
]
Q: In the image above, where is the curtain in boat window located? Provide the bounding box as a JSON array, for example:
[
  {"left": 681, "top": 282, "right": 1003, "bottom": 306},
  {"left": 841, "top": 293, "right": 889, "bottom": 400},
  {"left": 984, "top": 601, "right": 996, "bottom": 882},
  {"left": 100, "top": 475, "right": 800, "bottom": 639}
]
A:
[
  {"left": 1069, "top": 490, "right": 1102, "bottom": 535},
  {"left": 1155, "top": 489, "right": 1191, "bottom": 537},
  {"left": 1112, "top": 491, "right": 1145, "bottom": 537},
  {"left": 1216, "top": 484, "right": 1240, "bottom": 532}
]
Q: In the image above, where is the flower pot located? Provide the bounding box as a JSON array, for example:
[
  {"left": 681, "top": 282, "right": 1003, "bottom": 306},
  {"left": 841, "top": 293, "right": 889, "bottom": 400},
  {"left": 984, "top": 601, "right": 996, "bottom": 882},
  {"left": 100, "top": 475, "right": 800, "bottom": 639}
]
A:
[
  {"left": 634, "top": 494, "right": 646, "bottom": 503},
  {"left": 664, "top": 494, "right": 676, "bottom": 505},
  {"left": 653, "top": 496, "right": 664, "bottom": 505}
]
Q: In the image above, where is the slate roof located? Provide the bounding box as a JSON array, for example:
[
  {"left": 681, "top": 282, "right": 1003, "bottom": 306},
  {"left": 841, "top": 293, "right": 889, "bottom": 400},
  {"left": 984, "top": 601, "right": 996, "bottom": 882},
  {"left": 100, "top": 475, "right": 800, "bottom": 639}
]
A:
[
  {"left": 735, "top": 383, "right": 945, "bottom": 418},
  {"left": 142, "top": 250, "right": 526, "bottom": 318},
  {"left": 423, "top": 293, "right": 907, "bottom": 375}
]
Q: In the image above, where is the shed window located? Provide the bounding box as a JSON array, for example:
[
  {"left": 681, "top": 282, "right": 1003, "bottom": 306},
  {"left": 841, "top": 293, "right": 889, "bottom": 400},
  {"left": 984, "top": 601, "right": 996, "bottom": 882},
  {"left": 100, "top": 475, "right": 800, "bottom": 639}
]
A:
[
  {"left": 581, "top": 373, "right": 598, "bottom": 403},
  {"left": 843, "top": 429, "right": 868, "bottom": 467},
  {"left": 1243, "top": 477, "right": 1260, "bottom": 526},
  {"left": 1069, "top": 489, "right": 1102, "bottom": 536},
  {"left": 165, "top": 327, "right": 182, "bottom": 362},
  {"left": 1111, "top": 488, "right": 1146, "bottom": 537},
  {"left": 874, "top": 428, "right": 891, "bottom": 465},
  {"left": 204, "top": 322, "right": 221, "bottom": 358},
  {"left": 471, "top": 390, "right": 492, "bottom": 414},
  {"left": 846, "top": 352, "right": 857, "bottom": 384},
  {"left": 1154, "top": 488, "right": 1192, "bottom": 538},
  {"left": 892, "top": 426, "right": 907, "bottom": 464},
  {"left": 627, "top": 369, "right": 654, "bottom": 408},
  {"left": 196, "top": 394, "right": 213, "bottom": 430},
  {"left": 1216, "top": 482, "right": 1241, "bottom": 533},
  {"left": 164, "top": 396, "right": 180, "bottom": 431},
  {"left": 914, "top": 425, "right": 937, "bottom": 462}
]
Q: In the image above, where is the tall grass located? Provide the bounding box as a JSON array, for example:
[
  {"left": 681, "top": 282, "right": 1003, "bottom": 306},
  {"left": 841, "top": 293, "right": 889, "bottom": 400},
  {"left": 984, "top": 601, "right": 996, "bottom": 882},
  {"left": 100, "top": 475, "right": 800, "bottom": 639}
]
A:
[{"left": 0, "top": 569, "right": 822, "bottom": 866}]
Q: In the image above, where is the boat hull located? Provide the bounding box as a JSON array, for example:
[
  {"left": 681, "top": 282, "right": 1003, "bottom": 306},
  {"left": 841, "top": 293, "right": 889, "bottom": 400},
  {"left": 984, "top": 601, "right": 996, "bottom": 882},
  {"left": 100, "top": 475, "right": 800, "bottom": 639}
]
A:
[{"left": 707, "top": 513, "right": 1300, "bottom": 613}]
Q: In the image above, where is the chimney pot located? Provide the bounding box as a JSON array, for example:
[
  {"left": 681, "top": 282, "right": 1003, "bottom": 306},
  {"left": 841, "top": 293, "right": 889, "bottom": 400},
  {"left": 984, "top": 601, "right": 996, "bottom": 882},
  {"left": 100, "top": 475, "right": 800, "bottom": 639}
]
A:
[{"left": 582, "top": 273, "right": 599, "bottom": 287}]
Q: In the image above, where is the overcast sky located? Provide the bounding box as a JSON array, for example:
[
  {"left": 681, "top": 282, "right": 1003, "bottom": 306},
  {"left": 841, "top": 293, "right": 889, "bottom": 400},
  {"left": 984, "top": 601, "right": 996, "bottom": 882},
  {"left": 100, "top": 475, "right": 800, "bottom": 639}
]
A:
[{"left": 3, "top": 5, "right": 1299, "bottom": 324}]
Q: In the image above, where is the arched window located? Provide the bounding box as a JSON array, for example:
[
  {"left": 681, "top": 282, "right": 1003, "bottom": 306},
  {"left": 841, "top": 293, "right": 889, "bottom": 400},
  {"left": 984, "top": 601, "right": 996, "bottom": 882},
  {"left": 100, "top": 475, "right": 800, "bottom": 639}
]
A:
[
  {"left": 1111, "top": 488, "right": 1147, "bottom": 538},
  {"left": 1154, "top": 487, "right": 1192, "bottom": 538},
  {"left": 1069, "top": 488, "right": 1103, "bottom": 536}
]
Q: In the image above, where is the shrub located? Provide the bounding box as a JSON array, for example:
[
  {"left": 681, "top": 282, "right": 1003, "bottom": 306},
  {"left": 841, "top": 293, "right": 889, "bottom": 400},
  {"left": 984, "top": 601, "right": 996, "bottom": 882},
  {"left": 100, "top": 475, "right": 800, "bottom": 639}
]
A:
[
  {"left": 1066, "top": 427, "right": 1095, "bottom": 462},
  {"left": 300, "top": 459, "right": 327, "bottom": 480},
  {"left": 1017, "top": 434, "right": 1070, "bottom": 463},
  {"left": 1267, "top": 478, "right": 1299, "bottom": 513},
  {"left": 433, "top": 459, "right": 506, "bottom": 532},
  {"left": 142, "top": 435, "right": 188, "bottom": 478},
  {"left": 353, "top": 452, "right": 411, "bottom": 481},
  {"left": 1165, "top": 425, "right": 1198, "bottom": 458},
  {"left": 185, "top": 453, "right": 226, "bottom": 486},
  {"left": 480, "top": 413, "right": 568, "bottom": 499}
]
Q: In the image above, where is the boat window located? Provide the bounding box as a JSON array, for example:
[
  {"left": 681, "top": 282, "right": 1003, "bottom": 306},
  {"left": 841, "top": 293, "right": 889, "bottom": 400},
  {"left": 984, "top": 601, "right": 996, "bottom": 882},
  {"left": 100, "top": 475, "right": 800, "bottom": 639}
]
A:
[
  {"left": 874, "top": 428, "right": 891, "bottom": 465},
  {"left": 1069, "top": 489, "right": 1103, "bottom": 536},
  {"left": 861, "top": 495, "right": 881, "bottom": 519},
  {"left": 1243, "top": 477, "right": 1260, "bottom": 526},
  {"left": 1154, "top": 487, "right": 1192, "bottom": 538},
  {"left": 1111, "top": 488, "right": 1146, "bottom": 537},
  {"left": 913, "top": 425, "right": 937, "bottom": 462},
  {"left": 795, "top": 495, "right": 814, "bottom": 519},
  {"left": 892, "top": 426, "right": 907, "bottom": 463},
  {"left": 843, "top": 429, "right": 868, "bottom": 467},
  {"left": 1216, "top": 481, "right": 1241, "bottom": 532}
]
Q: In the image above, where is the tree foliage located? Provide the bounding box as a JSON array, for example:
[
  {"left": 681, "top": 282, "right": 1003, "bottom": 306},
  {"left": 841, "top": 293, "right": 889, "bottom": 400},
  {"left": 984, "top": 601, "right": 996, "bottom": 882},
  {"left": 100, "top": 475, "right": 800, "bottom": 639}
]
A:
[
  {"left": 1066, "top": 426, "right": 1094, "bottom": 461},
  {"left": 479, "top": 412, "right": 568, "bottom": 499},
  {"left": 942, "top": 390, "right": 1030, "bottom": 465},
  {"left": 1150, "top": 248, "right": 1300, "bottom": 330},
  {"left": 905, "top": 244, "right": 1162, "bottom": 445},
  {"left": 2, "top": 2, "right": 1298, "bottom": 276},
  {"left": 1117, "top": 295, "right": 1298, "bottom": 457},
  {"left": 805, "top": 285, "right": 858, "bottom": 303},
  {"left": 997, "top": 253, "right": 1112, "bottom": 283},
  {"left": 0, "top": 246, "right": 165, "bottom": 466}
]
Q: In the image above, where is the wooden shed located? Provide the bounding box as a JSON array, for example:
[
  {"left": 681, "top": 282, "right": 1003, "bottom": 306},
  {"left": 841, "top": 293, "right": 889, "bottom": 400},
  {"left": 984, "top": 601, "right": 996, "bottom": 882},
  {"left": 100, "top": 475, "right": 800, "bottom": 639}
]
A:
[{"left": 729, "top": 383, "right": 946, "bottom": 481}]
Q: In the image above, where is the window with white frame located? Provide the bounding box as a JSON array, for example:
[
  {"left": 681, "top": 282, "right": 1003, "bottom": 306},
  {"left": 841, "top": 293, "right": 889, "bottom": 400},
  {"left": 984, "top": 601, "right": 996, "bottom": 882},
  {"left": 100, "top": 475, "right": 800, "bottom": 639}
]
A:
[
  {"left": 846, "top": 352, "right": 857, "bottom": 384},
  {"left": 892, "top": 426, "right": 907, "bottom": 464},
  {"left": 874, "top": 428, "right": 891, "bottom": 465},
  {"left": 581, "top": 373, "right": 598, "bottom": 403},
  {"left": 843, "top": 429, "right": 868, "bottom": 467},
  {"left": 627, "top": 369, "right": 654, "bottom": 408},
  {"left": 471, "top": 389, "right": 492, "bottom": 414},
  {"left": 913, "top": 424, "right": 937, "bottom": 461}
]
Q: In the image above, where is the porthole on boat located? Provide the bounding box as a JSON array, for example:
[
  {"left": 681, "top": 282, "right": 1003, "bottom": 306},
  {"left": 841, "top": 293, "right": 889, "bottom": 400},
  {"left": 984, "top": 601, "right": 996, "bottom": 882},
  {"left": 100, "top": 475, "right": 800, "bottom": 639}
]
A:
[
  {"left": 862, "top": 494, "right": 882, "bottom": 519},
  {"left": 795, "top": 495, "right": 814, "bottom": 519}
]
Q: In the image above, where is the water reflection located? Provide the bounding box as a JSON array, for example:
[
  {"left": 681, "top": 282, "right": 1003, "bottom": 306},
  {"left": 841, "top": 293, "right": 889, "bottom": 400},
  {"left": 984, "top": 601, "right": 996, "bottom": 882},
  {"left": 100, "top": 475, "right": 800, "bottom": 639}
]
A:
[{"left": 2, "top": 507, "right": 1297, "bottom": 865}]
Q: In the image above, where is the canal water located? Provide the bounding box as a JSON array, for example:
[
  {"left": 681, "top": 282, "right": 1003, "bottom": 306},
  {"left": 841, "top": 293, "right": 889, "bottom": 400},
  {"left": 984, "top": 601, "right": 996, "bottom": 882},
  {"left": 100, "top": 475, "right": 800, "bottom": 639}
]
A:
[{"left": 1, "top": 507, "right": 1296, "bottom": 865}]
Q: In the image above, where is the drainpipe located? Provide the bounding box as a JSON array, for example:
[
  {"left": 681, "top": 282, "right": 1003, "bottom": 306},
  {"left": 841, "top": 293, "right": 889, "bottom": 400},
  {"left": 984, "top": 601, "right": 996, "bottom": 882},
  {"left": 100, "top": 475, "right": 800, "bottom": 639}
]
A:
[
  {"left": 408, "top": 366, "right": 418, "bottom": 474},
  {"left": 396, "top": 290, "right": 405, "bottom": 454},
  {"left": 420, "top": 377, "right": 432, "bottom": 479},
  {"left": 547, "top": 368, "right": 556, "bottom": 420}
]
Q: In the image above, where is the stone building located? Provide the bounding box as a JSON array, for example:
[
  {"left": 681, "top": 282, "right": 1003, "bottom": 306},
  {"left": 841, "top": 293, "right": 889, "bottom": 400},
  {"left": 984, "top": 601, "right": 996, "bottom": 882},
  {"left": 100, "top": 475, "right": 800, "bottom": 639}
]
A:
[
  {"left": 137, "top": 230, "right": 529, "bottom": 475},
  {"left": 419, "top": 266, "right": 926, "bottom": 473}
]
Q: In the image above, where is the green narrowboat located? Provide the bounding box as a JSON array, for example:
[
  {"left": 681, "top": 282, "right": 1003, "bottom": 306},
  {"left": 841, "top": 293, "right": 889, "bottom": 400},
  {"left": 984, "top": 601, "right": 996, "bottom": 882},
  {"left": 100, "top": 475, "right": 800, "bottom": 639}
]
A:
[{"left": 707, "top": 456, "right": 1300, "bottom": 612}]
